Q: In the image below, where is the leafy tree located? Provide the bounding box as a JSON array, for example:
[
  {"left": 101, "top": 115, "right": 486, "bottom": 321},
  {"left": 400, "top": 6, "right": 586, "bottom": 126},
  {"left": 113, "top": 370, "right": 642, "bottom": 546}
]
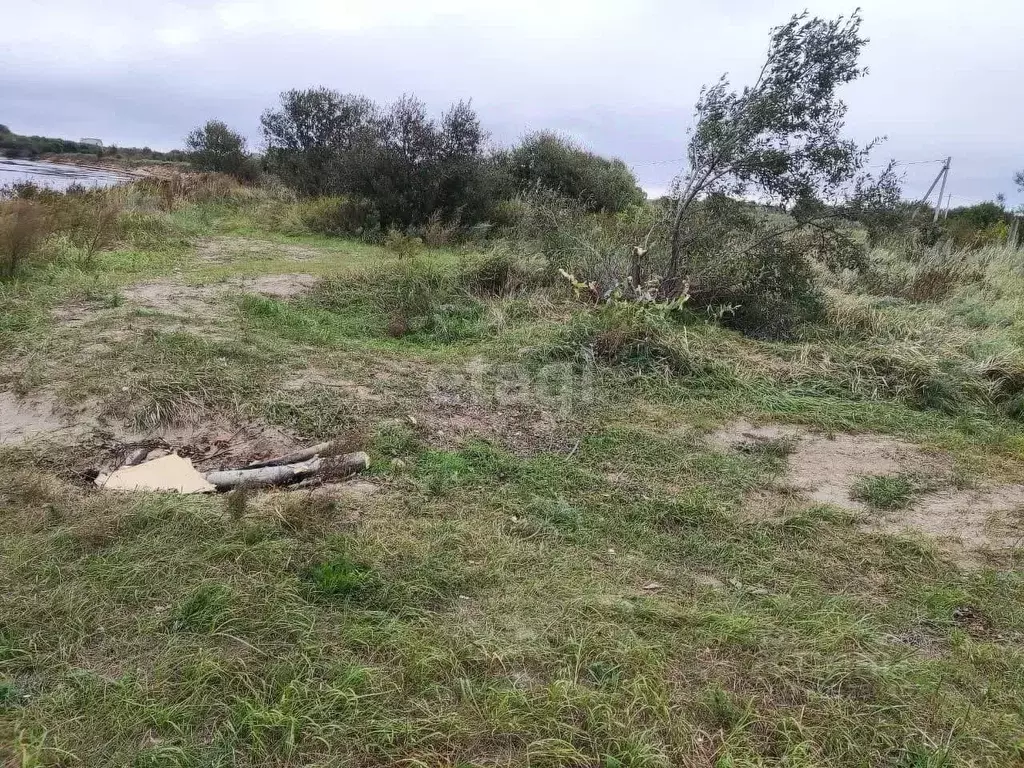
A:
[
  {"left": 666, "top": 10, "right": 888, "bottom": 293},
  {"left": 185, "top": 120, "right": 253, "bottom": 179},
  {"left": 1016, "top": 170, "right": 1024, "bottom": 193},
  {"left": 368, "top": 96, "right": 492, "bottom": 228},
  {"left": 261, "top": 88, "right": 379, "bottom": 197},
  {"left": 646, "top": 10, "right": 902, "bottom": 337},
  {"left": 500, "top": 132, "right": 643, "bottom": 213}
]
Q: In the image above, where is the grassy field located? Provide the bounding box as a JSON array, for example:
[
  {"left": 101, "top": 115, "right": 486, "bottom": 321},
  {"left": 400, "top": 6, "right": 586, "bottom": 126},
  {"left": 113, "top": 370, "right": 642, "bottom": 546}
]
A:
[{"left": 2, "top": 185, "right": 1024, "bottom": 767}]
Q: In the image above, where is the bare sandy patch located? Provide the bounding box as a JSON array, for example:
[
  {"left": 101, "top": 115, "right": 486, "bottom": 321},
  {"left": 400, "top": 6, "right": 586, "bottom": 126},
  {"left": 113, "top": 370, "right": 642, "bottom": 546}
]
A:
[
  {"left": 282, "top": 372, "right": 383, "bottom": 402},
  {"left": 119, "top": 273, "right": 317, "bottom": 317},
  {"left": 878, "top": 485, "right": 1024, "bottom": 551},
  {"left": 196, "top": 236, "right": 326, "bottom": 264},
  {"left": 50, "top": 273, "right": 318, "bottom": 331},
  {"left": 242, "top": 273, "right": 318, "bottom": 298},
  {"left": 120, "top": 280, "right": 225, "bottom": 316},
  {"left": 710, "top": 419, "right": 1024, "bottom": 556},
  {"left": 0, "top": 391, "right": 69, "bottom": 445}
]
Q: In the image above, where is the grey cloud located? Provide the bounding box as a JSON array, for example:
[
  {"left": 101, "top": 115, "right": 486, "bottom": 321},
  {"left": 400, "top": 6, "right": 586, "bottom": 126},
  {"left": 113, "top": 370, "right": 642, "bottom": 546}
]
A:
[{"left": 2, "top": 0, "right": 1020, "bottom": 204}]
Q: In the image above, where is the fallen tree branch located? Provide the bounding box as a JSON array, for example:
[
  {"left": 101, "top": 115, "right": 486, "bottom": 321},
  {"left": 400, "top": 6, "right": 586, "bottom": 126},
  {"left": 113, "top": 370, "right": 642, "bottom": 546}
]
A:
[
  {"left": 244, "top": 441, "right": 339, "bottom": 469},
  {"left": 205, "top": 451, "right": 369, "bottom": 490}
]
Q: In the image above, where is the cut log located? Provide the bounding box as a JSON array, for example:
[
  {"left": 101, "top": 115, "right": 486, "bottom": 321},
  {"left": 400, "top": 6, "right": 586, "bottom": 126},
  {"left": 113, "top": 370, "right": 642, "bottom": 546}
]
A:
[
  {"left": 244, "top": 441, "right": 336, "bottom": 469},
  {"left": 205, "top": 451, "right": 369, "bottom": 490},
  {"left": 319, "top": 451, "right": 370, "bottom": 479},
  {"left": 205, "top": 458, "right": 320, "bottom": 490}
]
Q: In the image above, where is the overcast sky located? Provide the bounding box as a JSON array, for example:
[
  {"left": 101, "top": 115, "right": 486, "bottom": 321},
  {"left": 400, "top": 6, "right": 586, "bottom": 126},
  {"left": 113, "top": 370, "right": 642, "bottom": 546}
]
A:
[{"left": 3, "top": 0, "right": 1021, "bottom": 205}]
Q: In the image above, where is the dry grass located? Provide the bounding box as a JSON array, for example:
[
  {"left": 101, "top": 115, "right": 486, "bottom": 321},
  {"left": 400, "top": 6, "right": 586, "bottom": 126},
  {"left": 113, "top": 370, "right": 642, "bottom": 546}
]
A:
[{"left": 0, "top": 199, "right": 47, "bottom": 279}]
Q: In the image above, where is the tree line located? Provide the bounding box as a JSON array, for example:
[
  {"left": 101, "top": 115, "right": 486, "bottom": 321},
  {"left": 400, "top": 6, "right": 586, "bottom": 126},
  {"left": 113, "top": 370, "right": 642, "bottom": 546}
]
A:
[
  {"left": 185, "top": 94, "right": 645, "bottom": 230},
  {"left": 0, "top": 124, "right": 185, "bottom": 162}
]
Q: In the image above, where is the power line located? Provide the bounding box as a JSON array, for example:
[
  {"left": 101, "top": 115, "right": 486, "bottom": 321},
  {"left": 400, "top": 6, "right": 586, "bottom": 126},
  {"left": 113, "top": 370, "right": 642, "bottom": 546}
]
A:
[
  {"left": 630, "top": 157, "right": 688, "bottom": 167},
  {"left": 633, "top": 156, "right": 948, "bottom": 170}
]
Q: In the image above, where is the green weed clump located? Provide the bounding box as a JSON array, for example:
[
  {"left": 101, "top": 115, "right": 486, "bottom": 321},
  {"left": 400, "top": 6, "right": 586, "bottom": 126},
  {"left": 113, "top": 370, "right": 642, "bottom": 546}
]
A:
[
  {"left": 542, "top": 300, "right": 737, "bottom": 386},
  {"left": 298, "top": 195, "right": 379, "bottom": 238},
  {"left": 314, "top": 257, "right": 489, "bottom": 343},
  {"left": 851, "top": 474, "right": 917, "bottom": 509},
  {"left": 307, "top": 552, "right": 375, "bottom": 601}
]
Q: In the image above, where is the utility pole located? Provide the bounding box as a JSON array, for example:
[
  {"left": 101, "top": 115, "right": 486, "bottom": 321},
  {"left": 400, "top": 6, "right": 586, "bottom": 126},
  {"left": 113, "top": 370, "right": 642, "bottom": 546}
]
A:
[
  {"left": 911, "top": 157, "right": 951, "bottom": 221},
  {"left": 933, "top": 157, "right": 951, "bottom": 222},
  {"left": 942, "top": 192, "right": 952, "bottom": 219}
]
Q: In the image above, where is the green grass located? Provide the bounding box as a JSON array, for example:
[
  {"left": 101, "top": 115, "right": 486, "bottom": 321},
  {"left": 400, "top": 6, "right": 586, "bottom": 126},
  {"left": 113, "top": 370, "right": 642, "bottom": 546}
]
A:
[
  {"left": 851, "top": 474, "right": 918, "bottom": 510},
  {"left": 2, "top": 186, "right": 1024, "bottom": 767}
]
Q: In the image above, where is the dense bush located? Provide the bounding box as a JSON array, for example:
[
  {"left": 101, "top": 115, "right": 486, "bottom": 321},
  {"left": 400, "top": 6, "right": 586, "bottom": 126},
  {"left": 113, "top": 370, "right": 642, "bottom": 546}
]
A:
[
  {"left": 262, "top": 89, "right": 496, "bottom": 230},
  {"left": 260, "top": 88, "right": 377, "bottom": 198},
  {"left": 185, "top": 120, "right": 258, "bottom": 181},
  {"left": 509, "top": 189, "right": 664, "bottom": 294},
  {"left": 940, "top": 202, "right": 1011, "bottom": 250},
  {"left": 498, "top": 132, "right": 644, "bottom": 214},
  {"left": 510, "top": 189, "right": 854, "bottom": 339},
  {"left": 0, "top": 129, "right": 97, "bottom": 159}
]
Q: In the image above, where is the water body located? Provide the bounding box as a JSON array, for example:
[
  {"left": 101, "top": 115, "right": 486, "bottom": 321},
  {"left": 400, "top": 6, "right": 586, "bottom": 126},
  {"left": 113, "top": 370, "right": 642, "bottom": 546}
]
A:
[{"left": 0, "top": 157, "right": 134, "bottom": 191}]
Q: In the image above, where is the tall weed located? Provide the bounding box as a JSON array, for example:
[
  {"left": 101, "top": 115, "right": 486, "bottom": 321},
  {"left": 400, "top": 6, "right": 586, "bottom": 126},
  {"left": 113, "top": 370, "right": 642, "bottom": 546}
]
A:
[{"left": 0, "top": 199, "right": 47, "bottom": 279}]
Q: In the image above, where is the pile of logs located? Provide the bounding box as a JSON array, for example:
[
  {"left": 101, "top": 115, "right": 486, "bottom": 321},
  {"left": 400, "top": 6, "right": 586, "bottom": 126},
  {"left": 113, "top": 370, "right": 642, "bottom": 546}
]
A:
[
  {"left": 97, "top": 440, "right": 369, "bottom": 494},
  {"left": 207, "top": 443, "right": 369, "bottom": 490}
]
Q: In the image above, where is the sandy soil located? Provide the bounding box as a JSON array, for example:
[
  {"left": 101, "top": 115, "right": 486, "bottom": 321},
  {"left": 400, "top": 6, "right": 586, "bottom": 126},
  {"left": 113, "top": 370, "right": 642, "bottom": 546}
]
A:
[{"left": 711, "top": 420, "right": 1024, "bottom": 557}]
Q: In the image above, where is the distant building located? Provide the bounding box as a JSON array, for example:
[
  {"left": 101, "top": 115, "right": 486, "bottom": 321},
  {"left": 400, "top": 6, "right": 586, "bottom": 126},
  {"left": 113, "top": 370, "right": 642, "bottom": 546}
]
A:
[{"left": 79, "top": 138, "right": 103, "bottom": 148}]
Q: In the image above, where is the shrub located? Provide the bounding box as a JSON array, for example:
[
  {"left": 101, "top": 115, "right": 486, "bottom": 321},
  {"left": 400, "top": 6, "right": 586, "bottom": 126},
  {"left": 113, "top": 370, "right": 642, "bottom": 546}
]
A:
[
  {"left": 512, "top": 189, "right": 840, "bottom": 339},
  {"left": 185, "top": 120, "right": 257, "bottom": 181},
  {"left": 0, "top": 199, "right": 48, "bottom": 279},
  {"left": 499, "top": 132, "right": 644, "bottom": 213},
  {"left": 686, "top": 225, "right": 831, "bottom": 339},
  {"left": 383, "top": 230, "right": 423, "bottom": 259},
  {"left": 76, "top": 193, "right": 124, "bottom": 269},
  {"left": 458, "top": 249, "right": 546, "bottom": 297},
  {"left": 299, "top": 196, "right": 379, "bottom": 237},
  {"left": 510, "top": 189, "right": 666, "bottom": 297}
]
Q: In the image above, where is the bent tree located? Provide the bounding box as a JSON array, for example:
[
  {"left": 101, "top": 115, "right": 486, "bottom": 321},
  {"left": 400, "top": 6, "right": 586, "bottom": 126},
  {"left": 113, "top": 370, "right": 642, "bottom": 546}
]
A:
[{"left": 665, "top": 10, "right": 895, "bottom": 299}]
